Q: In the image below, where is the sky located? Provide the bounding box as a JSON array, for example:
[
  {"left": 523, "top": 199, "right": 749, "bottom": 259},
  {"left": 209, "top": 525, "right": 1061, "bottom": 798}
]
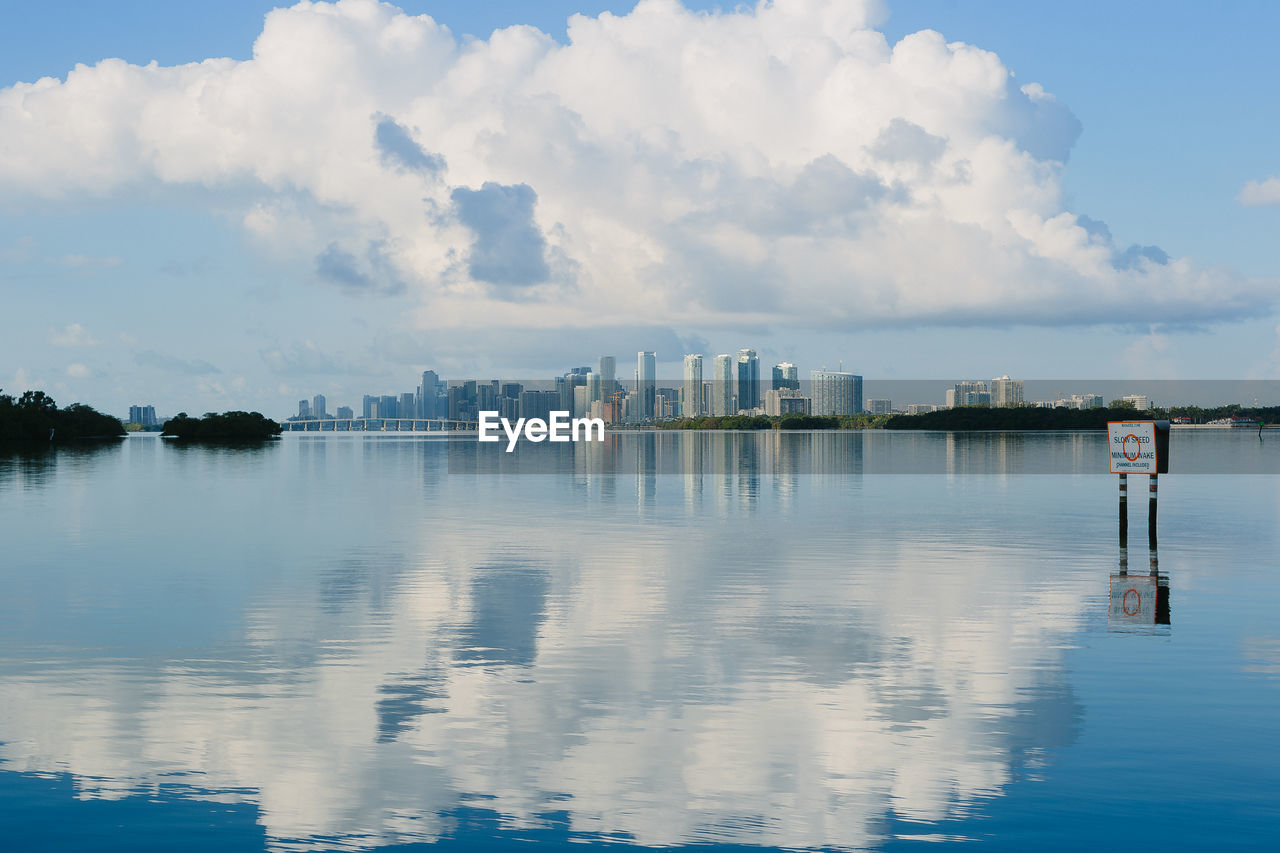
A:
[{"left": 2, "top": 0, "right": 1278, "bottom": 418}]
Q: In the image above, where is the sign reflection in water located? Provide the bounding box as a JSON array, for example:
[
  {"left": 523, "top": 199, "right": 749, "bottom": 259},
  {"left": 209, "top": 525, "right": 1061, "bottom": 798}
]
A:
[{"left": 0, "top": 432, "right": 1171, "bottom": 851}]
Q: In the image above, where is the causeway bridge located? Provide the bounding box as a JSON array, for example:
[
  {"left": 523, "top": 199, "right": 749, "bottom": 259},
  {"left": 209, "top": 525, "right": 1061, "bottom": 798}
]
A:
[{"left": 282, "top": 418, "right": 479, "bottom": 433}]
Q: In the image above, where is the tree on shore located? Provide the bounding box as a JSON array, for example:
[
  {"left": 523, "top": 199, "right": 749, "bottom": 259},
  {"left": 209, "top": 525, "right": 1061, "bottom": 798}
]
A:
[
  {"left": 0, "top": 389, "right": 126, "bottom": 443},
  {"left": 161, "top": 411, "right": 282, "bottom": 441}
]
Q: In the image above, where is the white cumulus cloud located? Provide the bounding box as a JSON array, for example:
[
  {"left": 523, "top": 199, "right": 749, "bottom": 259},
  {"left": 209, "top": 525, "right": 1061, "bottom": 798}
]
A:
[
  {"left": 1, "top": 0, "right": 1272, "bottom": 334},
  {"left": 1238, "top": 176, "right": 1280, "bottom": 207}
]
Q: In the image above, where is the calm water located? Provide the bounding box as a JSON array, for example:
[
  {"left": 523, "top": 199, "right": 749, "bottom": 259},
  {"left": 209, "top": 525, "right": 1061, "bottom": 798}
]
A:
[{"left": 1, "top": 431, "right": 1277, "bottom": 851}]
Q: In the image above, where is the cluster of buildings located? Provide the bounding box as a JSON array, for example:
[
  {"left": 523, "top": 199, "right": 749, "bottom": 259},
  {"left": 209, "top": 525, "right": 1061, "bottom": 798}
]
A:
[
  {"left": 291, "top": 352, "right": 866, "bottom": 425},
  {"left": 287, "top": 361, "right": 1165, "bottom": 426}
]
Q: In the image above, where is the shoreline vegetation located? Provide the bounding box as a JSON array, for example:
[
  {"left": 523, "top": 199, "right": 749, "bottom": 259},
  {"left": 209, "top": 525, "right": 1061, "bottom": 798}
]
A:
[
  {"left": 162, "top": 411, "right": 282, "bottom": 441},
  {"left": 659, "top": 403, "right": 1276, "bottom": 432},
  {"left": 0, "top": 390, "right": 126, "bottom": 443}
]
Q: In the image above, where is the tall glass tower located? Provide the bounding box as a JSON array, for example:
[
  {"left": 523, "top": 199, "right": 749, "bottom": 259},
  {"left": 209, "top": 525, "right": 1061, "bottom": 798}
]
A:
[
  {"left": 637, "top": 351, "right": 656, "bottom": 421},
  {"left": 712, "top": 354, "right": 734, "bottom": 415},
  {"left": 736, "top": 348, "right": 759, "bottom": 412},
  {"left": 682, "top": 354, "right": 704, "bottom": 417}
]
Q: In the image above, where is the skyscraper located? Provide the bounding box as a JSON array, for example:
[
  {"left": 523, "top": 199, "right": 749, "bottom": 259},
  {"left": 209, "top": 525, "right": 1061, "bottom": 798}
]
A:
[
  {"left": 772, "top": 362, "right": 798, "bottom": 390},
  {"left": 637, "top": 351, "right": 656, "bottom": 421},
  {"left": 712, "top": 354, "right": 734, "bottom": 415},
  {"left": 682, "top": 354, "right": 704, "bottom": 417},
  {"left": 990, "top": 375, "right": 1024, "bottom": 407},
  {"left": 298, "top": 399, "right": 311, "bottom": 419},
  {"left": 598, "top": 356, "right": 616, "bottom": 398},
  {"left": 419, "top": 370, "right": 440, "bottom": 418},
  {"left": 811, "top": 370, "right": 863, "bottom": 416},
  {"left": 312, "top": 394, "right": 326, "bottom": 419},
  {"left": 737, "top": 348, "right": 759, "bottom": 412}
]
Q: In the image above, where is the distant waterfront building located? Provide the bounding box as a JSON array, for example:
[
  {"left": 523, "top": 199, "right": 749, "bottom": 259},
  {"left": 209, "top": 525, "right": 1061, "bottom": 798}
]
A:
[
  {"left": 128, "top": 405, "right": 157, "bottom": 426},
  {"left": 811, "top": 370, "right": 862, "bottom": 416},
  {"left": 656, "top": 387, "right": 679, "bottom": 420},
  {"left": 637, "top": 351, "right": 656, "bottom": 421},
  {"left": 1041, "top": 393, "right": 1104, "bottom": 410},
  {"left": 772, "top": 362, "right": 799, "bottom": 390},
  {"left": 599, "top": 356, "right": 616, "bottom": 397},
  {"left": 1121, "top": 394, "right": 1151, "bottom": 410},
  {"left": 764, "top": 388, "right": 811, "bottom": 416},
  {"left": 379, "top": 394, "right": 398, "bottom": 420},
  {"left": 950, "top": 381, "right": 990, "bottom": 407},
  {"left": 906, "top": 403, "right": 941, "bottom": 415},
  {"left": 336, "top": 406, "right": 354, "bottom": 420},
  {"left": 312, "top": 394, "right": 327, "bottom": 419},
  {"left": 298, "top": 399, "right": 311, "bottom": 419},
  {"left": 736, "top": 349, "right": 759, "bottom": 412},
  {"left": 711, "top": 354, "right": 734, "bottom": 415},
  {"left": 683, "top": 354, "right": 704, "bottom": 417},
  {"left": 362, "top": 394, "right": 377, "bottom": 419},
  {"left": 400, "top": 392, "right": 416, "bottom": 419},
  {"left": 586, "top": 371, "right": 601, "bottom": 407},
  {"left": 866, "top": 398, "right": 893, "bottom": 416},
  {"left": 518, "top": 390, "right": 557, "bottom": 422},
  {"left": 990, "top": 376, "right": 1024, "bottom": 407},
  {"left": 419, "top": 370, "right": 441, "bottom": 418}
]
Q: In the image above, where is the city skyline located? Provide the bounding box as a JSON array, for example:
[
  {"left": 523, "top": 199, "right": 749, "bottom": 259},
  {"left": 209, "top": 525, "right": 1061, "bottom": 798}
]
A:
[{"left": 3, "top": 1, "right": 1279, "bottom": 418}]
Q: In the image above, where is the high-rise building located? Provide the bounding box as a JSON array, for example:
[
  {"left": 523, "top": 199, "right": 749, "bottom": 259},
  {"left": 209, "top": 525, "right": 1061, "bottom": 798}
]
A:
[
  {"left": 772, "top": 362, "right": 799, "bottom": 390},
  {"left": 298, "top": 399, "right": 311, "bottom": 419},
  {"left": 586, "top": 372, "right": 601, "bottom": 407},
  {"left": 683, "top": 354, "right": 704, "bottom": 417},
  {"left": 764, "top": 389, "right": 811, "bottom": 416},
  {"left": 811, "top": 370, "right": 863, "bottom": 416},
  {"left": 599, "top": 356, "right": 616, "bottom": 397},
  {"left": 380, "top": 394, "right": 399, "bottom": 420},
  {"left": 128, "top": 405, "right": 157, "bottom": 426},
  {"left": 419, "top": 370, "right": 441, "bottom": 418},
  {"left": 1121, "top": 394, "right": 1151, "bottom": 410},
  {"left": 736, "top": 349, "right": 759, "bottom": 412},
  {"left": 312, "top": 394, "right": 327, "bottom": 419},
  {"left": 989, "top": 376, "right": 1024, "bottom": 407},
  {"left": 400, "top": 392, "right": 416, "bottom": 419},
  {"left": 866, "top": 398, "right": 893, "bottom": 416},
  {"left": 362, "top": 394, "right": 378, "bottom": 419},
  {"left": 637, "top": 351, "right": 656, "bottom": 421},
  {"left": 711, "top": 354, "right": 734, "bottom": 415},
  {"left": 949, "top": 381, "right": 989, "bottom": 407},
  {"left": 336, "top": 406, "right": 354, "bottom": 420}
]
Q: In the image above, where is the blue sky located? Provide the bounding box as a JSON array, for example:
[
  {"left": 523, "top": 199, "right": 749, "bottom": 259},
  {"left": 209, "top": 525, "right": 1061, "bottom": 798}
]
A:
[{"left": 2, "top": 0, "right": 1278, "bottom": 417}]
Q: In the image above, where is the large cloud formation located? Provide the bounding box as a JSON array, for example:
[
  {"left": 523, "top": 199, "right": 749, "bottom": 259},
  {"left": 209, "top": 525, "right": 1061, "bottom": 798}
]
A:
[{"left": 0, "top": 0, "right": 1268, "bottom": 333}]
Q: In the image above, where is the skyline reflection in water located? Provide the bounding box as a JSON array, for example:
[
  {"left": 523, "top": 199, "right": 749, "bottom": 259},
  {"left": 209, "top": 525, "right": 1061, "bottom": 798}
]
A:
[{"left": 1, "top": 432, "right": 1277, "bottom": 851}]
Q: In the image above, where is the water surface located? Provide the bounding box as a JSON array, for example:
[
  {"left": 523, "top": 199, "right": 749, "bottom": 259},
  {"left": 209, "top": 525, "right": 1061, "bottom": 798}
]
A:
[{"left": 1, "top": 432, "right": 1277, "bottom": 850}]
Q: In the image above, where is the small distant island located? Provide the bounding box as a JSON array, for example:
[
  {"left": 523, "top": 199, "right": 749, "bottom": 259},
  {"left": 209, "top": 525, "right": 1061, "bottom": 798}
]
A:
[
  {"left": 0, "top": 390, "right": 126, "bottom": 443},
  {"left": 162, "top": 411, "right": 283, "bottom": 441}
]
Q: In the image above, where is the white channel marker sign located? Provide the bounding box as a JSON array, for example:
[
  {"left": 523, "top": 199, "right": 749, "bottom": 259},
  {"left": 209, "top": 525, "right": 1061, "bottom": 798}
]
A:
[{"left": 1107, "top": 420, "right": 1157, "bottom": 474}]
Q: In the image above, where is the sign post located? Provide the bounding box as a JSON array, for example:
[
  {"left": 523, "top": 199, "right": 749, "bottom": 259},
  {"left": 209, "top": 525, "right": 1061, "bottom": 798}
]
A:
[{"left": 1108, "top": 419, "right": 1170, "bottom": 561}]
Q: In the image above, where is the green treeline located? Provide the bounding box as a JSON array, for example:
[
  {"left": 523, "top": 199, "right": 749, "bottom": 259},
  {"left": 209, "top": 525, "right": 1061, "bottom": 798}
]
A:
[
  {"left": 886, "top": 406, "right": 1159, "bottom": 431},
  {"left": 162, "top": 411, "right": 282, "bottom": 441},
  {"left": 661, "top": 413, "right": 891, "bottom": 430},
  {"left": 0, "top": 390, "right": 126, "bottom": 443}
]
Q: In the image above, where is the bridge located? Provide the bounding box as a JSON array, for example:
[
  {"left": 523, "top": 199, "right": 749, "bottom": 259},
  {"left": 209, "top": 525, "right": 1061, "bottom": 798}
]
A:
[{"left": 282, "top": 417, "right": 479, "bottom": 433}]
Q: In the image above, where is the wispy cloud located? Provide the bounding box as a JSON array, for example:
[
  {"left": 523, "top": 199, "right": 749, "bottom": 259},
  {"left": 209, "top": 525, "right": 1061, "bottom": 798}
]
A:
[
  {"left": 49, "top": 323, "right": 98, "bottom": 347},
  {"left": 134, "top": 349, "right": 220, "bottom": 375}
]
